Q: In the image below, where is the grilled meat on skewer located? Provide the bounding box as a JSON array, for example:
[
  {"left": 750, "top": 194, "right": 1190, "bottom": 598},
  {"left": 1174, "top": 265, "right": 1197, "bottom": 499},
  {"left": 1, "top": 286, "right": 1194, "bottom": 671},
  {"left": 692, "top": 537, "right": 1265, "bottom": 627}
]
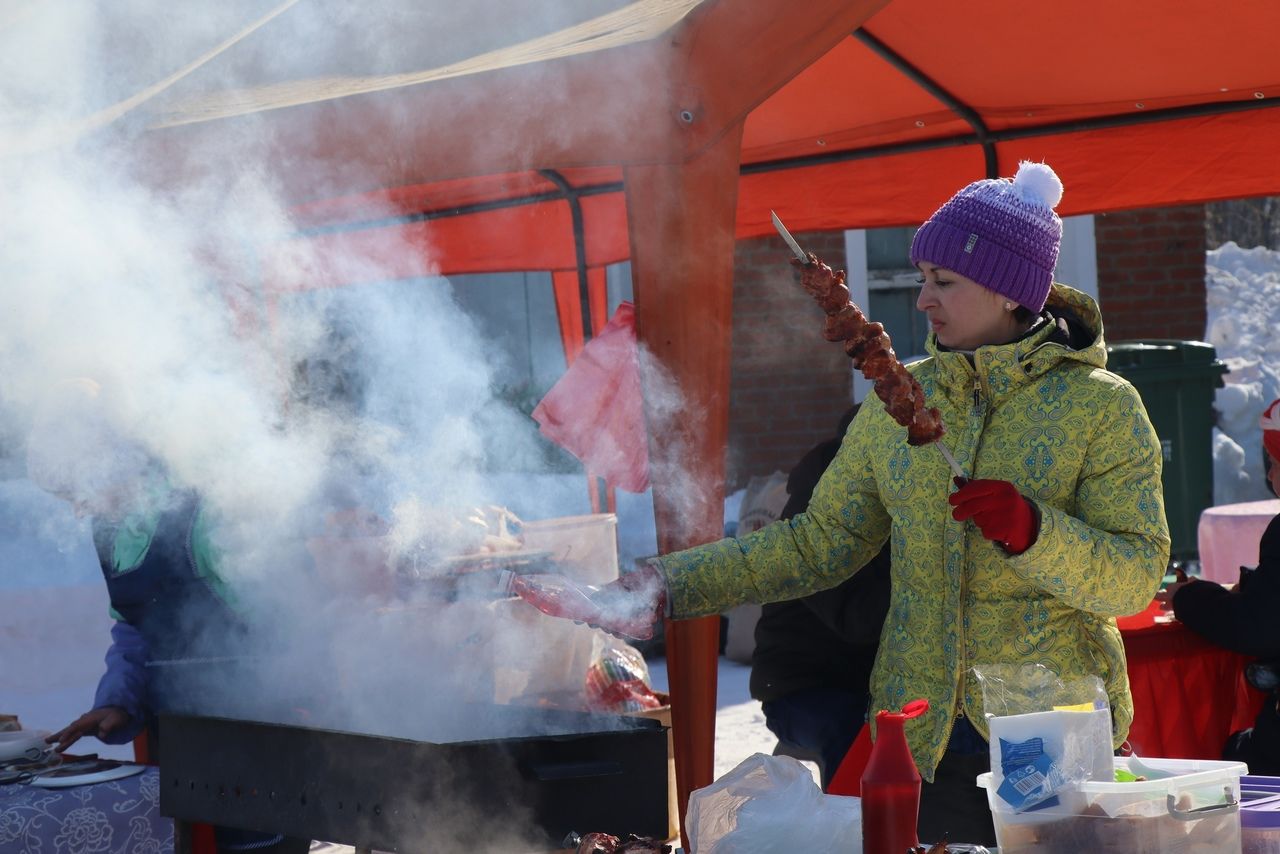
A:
[{"left": 794, "top": 254, "right": 944, "bottom": 445}]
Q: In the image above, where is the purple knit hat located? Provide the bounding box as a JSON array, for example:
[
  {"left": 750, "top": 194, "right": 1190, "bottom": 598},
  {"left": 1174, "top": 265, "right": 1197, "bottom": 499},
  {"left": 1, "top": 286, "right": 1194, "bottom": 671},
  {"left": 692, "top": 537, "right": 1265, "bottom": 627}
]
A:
[{"left": 909, "top": 161, "right": 1064, "bottom": 313}]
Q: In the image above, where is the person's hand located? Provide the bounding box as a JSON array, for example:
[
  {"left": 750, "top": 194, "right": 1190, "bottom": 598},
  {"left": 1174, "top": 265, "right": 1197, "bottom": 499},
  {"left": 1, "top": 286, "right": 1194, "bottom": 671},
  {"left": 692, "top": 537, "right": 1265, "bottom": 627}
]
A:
[
  {"left": 948, "top": 478, "right": 1039, "bottom": 555},
  {"left": 513, "top": 563, "right": 667, "bottom": 641},
  {"left": 589, "top": 563, "right": 668, "bottom": 639},
  {"left": 1155, "top": 578, "right": 1199, "bottom": 611},
  {"left": 46, "top": 706, "right": 130, "bottom": 752}
]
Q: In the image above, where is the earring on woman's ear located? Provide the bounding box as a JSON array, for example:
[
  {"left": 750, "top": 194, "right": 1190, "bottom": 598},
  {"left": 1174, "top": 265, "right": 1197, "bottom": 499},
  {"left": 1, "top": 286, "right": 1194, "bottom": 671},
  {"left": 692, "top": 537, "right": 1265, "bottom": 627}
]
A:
[{"left": 1004, "top": 302, "right": 1015, "bottom": 311}]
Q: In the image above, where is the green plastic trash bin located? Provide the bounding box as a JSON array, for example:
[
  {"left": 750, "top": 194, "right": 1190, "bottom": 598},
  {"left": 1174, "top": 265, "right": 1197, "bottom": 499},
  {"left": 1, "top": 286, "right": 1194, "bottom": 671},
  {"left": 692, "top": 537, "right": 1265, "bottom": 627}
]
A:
[{"left": 1105, "top": 340, "right": 1228, "bottom": 562}]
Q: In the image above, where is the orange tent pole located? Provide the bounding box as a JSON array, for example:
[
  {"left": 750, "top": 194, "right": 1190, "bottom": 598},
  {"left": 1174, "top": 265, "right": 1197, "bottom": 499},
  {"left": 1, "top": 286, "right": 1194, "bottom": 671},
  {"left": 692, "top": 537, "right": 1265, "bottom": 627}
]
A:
[{"left": 625, "top": 123, "right": 743, "bottom": 847}]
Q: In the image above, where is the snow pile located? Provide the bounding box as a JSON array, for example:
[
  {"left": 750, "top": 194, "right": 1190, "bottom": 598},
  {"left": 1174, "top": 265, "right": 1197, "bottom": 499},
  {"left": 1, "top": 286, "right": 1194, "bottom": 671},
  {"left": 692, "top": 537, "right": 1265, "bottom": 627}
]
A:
[{"left": 1206, "top": 242, "right": 1280, "bottom": 504}]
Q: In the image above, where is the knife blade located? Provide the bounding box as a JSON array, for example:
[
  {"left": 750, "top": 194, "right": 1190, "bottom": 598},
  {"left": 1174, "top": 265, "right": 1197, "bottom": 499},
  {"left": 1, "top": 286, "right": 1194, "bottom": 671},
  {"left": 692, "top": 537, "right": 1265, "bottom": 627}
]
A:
[{"left": 771, "top": 210, "right": 811, "bottom": 264}]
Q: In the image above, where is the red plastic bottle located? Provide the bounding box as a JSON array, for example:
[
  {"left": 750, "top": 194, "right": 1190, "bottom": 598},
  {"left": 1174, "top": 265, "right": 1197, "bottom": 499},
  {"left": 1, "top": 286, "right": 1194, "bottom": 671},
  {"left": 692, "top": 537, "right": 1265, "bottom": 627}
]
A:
[{"left": 860, "top": 698, "right": 930, "bottom": 854}]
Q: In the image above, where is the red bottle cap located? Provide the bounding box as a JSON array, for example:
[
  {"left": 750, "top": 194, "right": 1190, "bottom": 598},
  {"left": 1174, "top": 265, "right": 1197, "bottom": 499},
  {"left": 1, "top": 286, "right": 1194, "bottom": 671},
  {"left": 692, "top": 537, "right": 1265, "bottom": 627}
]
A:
[{"left": 876, "top": 698, "right": 930, "bottom": 722}]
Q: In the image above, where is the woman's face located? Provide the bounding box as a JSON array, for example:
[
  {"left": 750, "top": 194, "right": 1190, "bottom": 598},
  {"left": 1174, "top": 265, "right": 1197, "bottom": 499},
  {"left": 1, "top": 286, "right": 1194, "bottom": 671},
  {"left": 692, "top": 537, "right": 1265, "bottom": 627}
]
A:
[
  {"left": 915, "top": 264, "right": 1021, "bottom": 350},
  {"left": 1268, "top": 451, "right": 1280, "bottom": 498}
]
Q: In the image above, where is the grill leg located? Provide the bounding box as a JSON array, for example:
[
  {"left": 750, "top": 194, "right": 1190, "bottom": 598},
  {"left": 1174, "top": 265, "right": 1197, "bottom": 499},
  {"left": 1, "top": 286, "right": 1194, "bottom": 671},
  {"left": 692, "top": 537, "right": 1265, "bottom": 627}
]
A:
[
  {"left": 174, "top": 820, "right": 195, "bottom": 854},
  {"left": 174, "top": 820, "right": 218, "bottom": 854}
]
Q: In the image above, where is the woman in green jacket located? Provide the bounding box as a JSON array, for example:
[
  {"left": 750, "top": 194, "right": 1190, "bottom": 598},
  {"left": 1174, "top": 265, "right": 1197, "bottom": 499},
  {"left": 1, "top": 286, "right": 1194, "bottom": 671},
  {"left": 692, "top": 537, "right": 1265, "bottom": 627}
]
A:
[{"left": 528, "top": 162, "right": 1170, "bottom": 844}]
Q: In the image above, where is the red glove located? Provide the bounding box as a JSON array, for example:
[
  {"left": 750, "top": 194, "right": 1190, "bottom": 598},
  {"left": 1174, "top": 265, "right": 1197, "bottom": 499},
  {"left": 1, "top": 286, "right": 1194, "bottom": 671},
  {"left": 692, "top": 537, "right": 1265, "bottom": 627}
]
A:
[{"left": 948, "top": 478, "right": 1039, "bottom": 555}]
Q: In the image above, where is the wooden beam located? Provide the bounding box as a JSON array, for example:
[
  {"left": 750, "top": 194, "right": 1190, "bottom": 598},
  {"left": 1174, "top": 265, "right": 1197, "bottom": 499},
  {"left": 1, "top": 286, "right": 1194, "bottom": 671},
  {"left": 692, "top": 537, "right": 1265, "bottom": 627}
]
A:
[
  {"left": 115, "top": 0, "right": 889, "bottom": 206},
  {"left": 625, "top": 121, "right": 742, "bottom": 848}
]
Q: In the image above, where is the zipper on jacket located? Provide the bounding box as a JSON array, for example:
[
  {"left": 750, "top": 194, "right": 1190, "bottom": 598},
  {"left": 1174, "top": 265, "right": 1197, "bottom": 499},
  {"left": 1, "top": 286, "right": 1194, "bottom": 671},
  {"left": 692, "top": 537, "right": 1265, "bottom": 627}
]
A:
[
  {"left": 934, "top": 707, "right": 960, "bottom": 779},
  {"left": 950, "top": 549, "right": 970, "bottom": 773},
  {"left": 946, "top": 366, "right": 981, "bottom": 773}
]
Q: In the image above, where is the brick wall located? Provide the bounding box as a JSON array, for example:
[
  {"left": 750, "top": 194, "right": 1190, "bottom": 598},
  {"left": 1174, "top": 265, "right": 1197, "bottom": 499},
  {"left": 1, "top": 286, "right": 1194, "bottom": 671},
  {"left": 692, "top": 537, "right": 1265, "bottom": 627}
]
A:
[
  {"left": 726, "top": 230, "right": 854, "bottom": 490},
  {"left": 1094, "top": 205, "right": 1207, "bottom": 342}
]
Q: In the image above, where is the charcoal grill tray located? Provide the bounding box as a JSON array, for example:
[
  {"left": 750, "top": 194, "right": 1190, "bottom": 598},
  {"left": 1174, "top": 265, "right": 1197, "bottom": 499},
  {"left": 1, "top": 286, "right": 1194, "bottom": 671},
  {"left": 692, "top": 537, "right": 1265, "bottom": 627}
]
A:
[{"left": 159, "top": 706, "right": 668, "bottom": 852}]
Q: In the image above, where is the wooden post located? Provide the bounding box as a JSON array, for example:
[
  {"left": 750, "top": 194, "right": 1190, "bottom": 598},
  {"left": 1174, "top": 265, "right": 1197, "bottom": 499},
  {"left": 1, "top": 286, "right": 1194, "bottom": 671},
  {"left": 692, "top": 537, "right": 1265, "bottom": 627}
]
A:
[{"left": 625, "top": 123, "right": 743, "bottom": 849}]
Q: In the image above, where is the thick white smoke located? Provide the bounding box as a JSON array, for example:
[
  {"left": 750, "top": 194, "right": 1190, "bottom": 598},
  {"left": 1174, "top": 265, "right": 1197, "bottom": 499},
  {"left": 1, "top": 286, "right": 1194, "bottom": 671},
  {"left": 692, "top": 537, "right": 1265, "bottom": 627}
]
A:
[{"left": 2, "top": 0, "right": 671, "bottom": 793}]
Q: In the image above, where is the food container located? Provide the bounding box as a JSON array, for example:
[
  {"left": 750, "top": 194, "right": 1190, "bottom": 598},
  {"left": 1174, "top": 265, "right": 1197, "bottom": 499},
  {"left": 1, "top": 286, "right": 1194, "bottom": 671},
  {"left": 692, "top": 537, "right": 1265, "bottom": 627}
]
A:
[
  {"left": 520, "top": 513, "right": 619, "bottom": 585},
  {"left": 489, "top": 595, "right": 602, "bottom": 700},
  {"left": 1242, "top": 775, "right": 1280, "bottom": 854},
  {"left": 977, "top": 755, "right": 1246, "bottom": 853}
]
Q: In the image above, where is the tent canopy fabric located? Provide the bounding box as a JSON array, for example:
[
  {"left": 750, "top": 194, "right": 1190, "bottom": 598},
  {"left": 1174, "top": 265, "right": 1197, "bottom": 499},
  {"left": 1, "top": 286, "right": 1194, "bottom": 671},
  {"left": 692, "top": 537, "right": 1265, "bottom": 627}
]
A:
[{"left": 84, "top": 0, "right": 1280, "bottom": 282}]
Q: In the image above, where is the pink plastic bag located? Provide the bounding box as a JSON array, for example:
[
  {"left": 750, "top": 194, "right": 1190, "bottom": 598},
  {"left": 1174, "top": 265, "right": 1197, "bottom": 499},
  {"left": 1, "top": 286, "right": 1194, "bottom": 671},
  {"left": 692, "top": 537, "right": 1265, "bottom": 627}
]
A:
[{"left": 532, "top": 302, "right": 648, "bottom": 493}]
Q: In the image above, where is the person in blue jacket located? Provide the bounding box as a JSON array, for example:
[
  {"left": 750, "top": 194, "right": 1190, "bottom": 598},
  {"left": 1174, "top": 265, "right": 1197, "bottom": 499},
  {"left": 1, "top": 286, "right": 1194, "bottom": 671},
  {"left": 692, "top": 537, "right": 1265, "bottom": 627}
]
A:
[{"left": 26, "top": 379, "right": 305, "bottom": 854}]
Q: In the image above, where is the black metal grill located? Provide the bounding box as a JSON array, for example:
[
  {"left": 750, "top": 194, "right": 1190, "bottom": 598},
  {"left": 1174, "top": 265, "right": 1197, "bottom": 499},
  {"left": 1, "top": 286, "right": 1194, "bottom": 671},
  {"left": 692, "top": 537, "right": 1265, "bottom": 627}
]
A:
[{"left": 159, "top": 706, "right": 669, "bottom": 852}]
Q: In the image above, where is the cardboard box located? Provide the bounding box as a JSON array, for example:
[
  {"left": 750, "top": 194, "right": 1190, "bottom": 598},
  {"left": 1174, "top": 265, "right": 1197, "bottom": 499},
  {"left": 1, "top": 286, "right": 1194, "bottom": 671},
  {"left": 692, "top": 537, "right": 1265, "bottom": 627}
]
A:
[{"left": 627, "top": 692, "right": 678, "bottom": 842}]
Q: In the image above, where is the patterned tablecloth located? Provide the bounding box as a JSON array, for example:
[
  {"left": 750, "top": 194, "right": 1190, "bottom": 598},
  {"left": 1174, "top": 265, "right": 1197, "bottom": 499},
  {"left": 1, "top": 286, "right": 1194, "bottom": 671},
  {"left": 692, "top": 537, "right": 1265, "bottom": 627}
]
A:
[{"left": 0, "top": 766, "right": 172, "bottom": 854}]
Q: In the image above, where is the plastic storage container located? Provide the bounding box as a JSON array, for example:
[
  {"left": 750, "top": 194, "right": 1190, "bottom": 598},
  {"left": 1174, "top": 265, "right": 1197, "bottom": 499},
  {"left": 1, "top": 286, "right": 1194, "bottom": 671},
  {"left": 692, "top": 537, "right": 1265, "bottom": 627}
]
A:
[
  {"left": 1242, "top": 775, "right": 1280, "bottom": 854},
  {"left": 1106, "top": 340, "right": 1227, "bottom": 561},
  {"left": 977, "top": 755, "right": 1245, "bottom": 853},
  {"left": 521, "top": 513, "right": 619, "bottom": 585}
]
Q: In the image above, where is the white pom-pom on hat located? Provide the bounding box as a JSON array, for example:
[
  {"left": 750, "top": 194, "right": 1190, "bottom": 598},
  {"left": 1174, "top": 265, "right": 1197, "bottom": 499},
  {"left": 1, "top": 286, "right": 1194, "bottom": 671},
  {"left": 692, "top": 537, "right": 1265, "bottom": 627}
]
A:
[{"left": 1011, "top": 160, "right": 1063, "bottom": 210}]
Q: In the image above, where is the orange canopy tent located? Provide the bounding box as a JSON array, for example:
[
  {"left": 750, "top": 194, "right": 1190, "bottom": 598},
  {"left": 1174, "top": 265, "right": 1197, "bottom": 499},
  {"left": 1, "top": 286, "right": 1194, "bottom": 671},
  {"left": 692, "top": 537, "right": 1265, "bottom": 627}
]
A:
[{"left": 48, "top": 0, "right": 1280, "bottom": 838}]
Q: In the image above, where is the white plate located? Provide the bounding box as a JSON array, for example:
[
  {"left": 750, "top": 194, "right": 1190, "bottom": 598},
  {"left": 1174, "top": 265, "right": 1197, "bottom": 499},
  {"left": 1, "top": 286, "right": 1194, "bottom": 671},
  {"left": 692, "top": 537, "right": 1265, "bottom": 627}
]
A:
[
  {"left": 0, "top": 730, "right": 52, "bottom": 762},
  {"left": 31, "top": 761, "right": 146, "bottom": 788}
]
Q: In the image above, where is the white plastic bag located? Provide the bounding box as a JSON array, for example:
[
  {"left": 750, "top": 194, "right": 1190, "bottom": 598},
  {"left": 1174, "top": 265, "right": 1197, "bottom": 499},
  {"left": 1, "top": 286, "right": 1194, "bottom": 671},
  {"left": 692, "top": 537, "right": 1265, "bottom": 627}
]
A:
[
  {"left": 685, "top": 753, "right": 862, "bottom": 853},
  {"left": 973, "top": 663, "right": 1113, "bottom": 813}
]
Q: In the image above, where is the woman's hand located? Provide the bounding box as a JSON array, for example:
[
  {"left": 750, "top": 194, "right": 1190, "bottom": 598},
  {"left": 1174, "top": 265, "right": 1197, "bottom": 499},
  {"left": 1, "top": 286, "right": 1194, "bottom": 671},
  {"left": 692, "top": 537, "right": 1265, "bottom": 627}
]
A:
[
  {"left": 513, "top": 563, "right": 667, "bottom": 641},
  {"left": 948, "top": 478, "right": 1040, "bottom": 555},
  {"left": 46, "top": 706, "right": 130, "bottom": 752}
]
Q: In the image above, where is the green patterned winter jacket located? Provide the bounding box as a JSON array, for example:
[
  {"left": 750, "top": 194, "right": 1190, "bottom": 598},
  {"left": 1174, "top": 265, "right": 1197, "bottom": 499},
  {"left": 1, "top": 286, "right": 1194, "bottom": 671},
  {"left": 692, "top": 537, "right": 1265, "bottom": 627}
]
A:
[{"left": 659, "top": 284, "right": 1170, "bottom": 780}]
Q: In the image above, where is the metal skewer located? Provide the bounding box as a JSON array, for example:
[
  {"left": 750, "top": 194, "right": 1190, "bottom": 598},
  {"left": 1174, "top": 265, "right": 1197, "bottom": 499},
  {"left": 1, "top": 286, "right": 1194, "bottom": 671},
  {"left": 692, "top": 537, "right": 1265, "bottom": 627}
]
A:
[
  {"left": 772, "top": 210, "right": 811, "bottom": 264},
  {"left": 933, "top": 433, "right": 967, "bottom": 483},
  {"left": 771, "top": 210, "right": 968, "bottom": 483}
]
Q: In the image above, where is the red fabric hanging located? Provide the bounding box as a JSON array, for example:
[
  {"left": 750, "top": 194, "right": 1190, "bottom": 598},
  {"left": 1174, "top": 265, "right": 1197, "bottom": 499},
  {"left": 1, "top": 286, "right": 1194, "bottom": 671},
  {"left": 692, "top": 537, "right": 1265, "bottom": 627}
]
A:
[{"left": 532, "top": 301, "right": 649, "bottom": 493}]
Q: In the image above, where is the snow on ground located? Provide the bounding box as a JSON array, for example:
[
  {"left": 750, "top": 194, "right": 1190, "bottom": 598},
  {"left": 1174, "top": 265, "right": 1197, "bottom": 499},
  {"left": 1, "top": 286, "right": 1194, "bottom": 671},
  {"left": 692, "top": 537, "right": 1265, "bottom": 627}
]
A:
[
  {"left": 1206, "top": 242, "right": 1280, "bottom": 504},
  {"left": 645, "top": 655, "right": 819, "bottom": 785}
]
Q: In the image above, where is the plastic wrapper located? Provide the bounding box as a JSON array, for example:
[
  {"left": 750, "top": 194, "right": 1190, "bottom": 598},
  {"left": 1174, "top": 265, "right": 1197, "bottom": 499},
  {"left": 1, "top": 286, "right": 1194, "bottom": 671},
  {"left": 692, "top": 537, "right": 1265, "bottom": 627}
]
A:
[
  {"left": 584, "top": 638, "right": 663, "bottom": 713},
  {"left": 974, "top": 664, "right": 1114, "bottom": 813},
  {"left": 685, "top": 753, "right": 862, "bottom": 853},
  {"left": 567, "top": 831, "right": 671, "bottom": 853}
]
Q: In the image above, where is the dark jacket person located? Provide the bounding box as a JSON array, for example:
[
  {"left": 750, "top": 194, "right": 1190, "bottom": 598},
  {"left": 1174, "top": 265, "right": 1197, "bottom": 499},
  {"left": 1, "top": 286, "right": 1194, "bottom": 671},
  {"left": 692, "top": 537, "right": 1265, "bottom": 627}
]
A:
[
  {"left": 1164, "top": 399, "right": 1280, "bottom": 772},
  {"left": 750, "top": 406, "right": 892, "bottom": 789}
]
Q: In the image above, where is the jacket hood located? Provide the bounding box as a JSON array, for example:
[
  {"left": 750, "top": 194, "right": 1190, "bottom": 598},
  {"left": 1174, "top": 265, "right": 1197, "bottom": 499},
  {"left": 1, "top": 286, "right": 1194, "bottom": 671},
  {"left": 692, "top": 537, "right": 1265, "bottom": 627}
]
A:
[{"left": 1035, "top": 282, "right": 1108, "bottom": 371}]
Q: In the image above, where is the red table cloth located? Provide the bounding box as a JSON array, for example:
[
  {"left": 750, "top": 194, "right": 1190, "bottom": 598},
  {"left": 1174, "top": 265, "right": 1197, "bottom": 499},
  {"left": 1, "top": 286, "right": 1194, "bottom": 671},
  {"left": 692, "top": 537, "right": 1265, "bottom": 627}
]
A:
[{"left": 1119, "top": 601, "right": 1268, "bottom": 760}]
